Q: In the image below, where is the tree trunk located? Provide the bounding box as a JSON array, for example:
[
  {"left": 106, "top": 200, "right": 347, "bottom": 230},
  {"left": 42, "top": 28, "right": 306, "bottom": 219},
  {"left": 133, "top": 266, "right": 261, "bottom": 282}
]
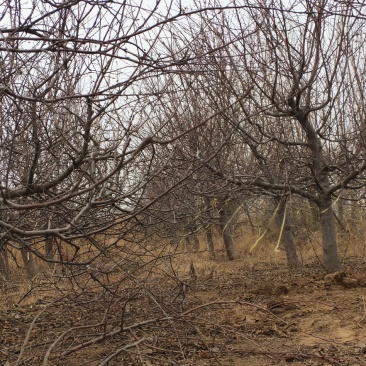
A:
[
  {"left": 295, "top": 113, "right": 341, "bottom": 273},
  {"left": 219, "top": 203, "right": 236, "bottom": 260},
  {"left": 189, "top": 223, "right": 200, "bottom": 252},
  {"left": 184, "top": 232, "right": 199, "bottom": 251},
  {"left": 337, "top": 198, "right": 344, "bottom": 225},
  {"left": 0, "top": 241, "right": 10, "bottom": 282},
  {"left": 319, "top": 196, "right": 340, "bottom": 273},
  {"left": 21, "top": 246, "right": 37, "bottom": 279},
  {"left": 307, "top": 200, "right": 320, "bottom": 231},
  {"left": 244, "top": 203, "right": 256, "bottom": 234},
  {"left": 192, "top": 233, "right": 200, "bottom": 251},
  {"left": 185, "top": 236, "right": 191, "bottom": 251},
  {"left": 206, "top": 225, "right": 215, "bottom": 257},
  {"left": 203, "top": 197, "right": 215, "bottom": 256},
  {"left": 45, "top": 236, "right": 54, "bottom": 263},
  {"left": 277, "top": 199, "right": 298, "bottom": 269}
]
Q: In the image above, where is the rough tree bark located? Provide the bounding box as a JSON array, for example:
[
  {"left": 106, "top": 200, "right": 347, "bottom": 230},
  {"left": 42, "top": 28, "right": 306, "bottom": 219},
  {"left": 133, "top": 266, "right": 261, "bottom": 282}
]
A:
[
  {"left": 21, "top": 247, "right": 37, "bottom": 279},
  {"left": 276, "top": 199, "right": 298, "bottom": 269},
  {"left": 0, "top": 240, "right": 10, "bottom": 282},
  {"left": 294, "top": 112, "right": 340, "bottom": 272},
  {"left": 318, "top": 196, "right": 340, "bottom": 272},
  {"left": 45, "top": 235, "right": 57, "bottom": 272},
  {"left": 219, "top": 201, "right": 236, "bottom": 260}
]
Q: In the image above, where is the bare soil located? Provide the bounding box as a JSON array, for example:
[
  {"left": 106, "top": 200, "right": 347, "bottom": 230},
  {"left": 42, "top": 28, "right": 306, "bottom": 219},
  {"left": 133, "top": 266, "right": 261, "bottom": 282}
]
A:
[
  {"left": 1, "top": 252, "right": 366, "bottom": 366},
  {"left": 189, "top": 257, "right": 366, "bottom": 366}
]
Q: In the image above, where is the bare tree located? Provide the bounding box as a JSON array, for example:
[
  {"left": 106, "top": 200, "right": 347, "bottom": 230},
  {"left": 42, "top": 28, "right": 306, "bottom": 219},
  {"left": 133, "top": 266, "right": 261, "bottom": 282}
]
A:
[
  {"left": 5, "top": 1, "right": 366, "bottom": 364},
  {"left": 0, "top": 0, "right": 226, "bottom": 266},
  {"left": 176, "top": 0, "right": 366, "bottom": 272},
  {"left": 0, "top": 1, "right": 271, "bottom": 364}
]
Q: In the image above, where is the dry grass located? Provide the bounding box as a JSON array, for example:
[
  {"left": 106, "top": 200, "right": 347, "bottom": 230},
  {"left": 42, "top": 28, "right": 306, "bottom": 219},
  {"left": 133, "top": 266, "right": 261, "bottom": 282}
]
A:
[{"left": 2, "top": 223, "right": 366, "bottom": 298}]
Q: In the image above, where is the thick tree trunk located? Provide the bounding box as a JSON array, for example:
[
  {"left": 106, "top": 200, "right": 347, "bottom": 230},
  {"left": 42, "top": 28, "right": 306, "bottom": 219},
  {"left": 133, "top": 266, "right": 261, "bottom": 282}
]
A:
[
  {"left": 319, "top": 196, "right": 340, "bottom": 273},
  {"left": 295, "top": 113, "right": 341, "bottom": 273},
  {"left": 219, "top": 203, "right": 236, "bottom": 260},
  {"left": 277, "top": 199, "right": 298, "bottom": 269}
]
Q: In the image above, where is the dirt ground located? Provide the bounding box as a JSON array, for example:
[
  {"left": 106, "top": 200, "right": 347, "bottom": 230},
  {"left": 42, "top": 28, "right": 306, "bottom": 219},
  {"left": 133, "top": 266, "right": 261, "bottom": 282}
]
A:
[
  {"left": 1, "top": 249, "right": 366, "bottom": 366},
  {"left": 189, "top": 257, "right": 366, "bottom": 366}
]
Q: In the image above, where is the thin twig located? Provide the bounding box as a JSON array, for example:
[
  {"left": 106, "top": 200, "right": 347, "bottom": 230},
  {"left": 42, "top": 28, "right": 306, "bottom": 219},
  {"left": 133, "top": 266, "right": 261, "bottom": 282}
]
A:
[
  {"left": 14, "top": 304, "right": 50, "bottom": 366},
  {"left": 98, "top": 338, "right": 146, "bottom": 366}
]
